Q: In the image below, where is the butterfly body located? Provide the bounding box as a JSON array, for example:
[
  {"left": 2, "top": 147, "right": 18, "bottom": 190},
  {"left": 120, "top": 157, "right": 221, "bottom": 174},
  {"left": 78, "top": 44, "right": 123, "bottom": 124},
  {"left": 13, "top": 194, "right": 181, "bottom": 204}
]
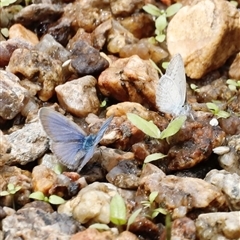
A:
[
  {"left": 156, "top": 54, "right": 189, "bottom": 117},
  {"left": 39, "top": 107, "right": 113, "bottom": 171}
]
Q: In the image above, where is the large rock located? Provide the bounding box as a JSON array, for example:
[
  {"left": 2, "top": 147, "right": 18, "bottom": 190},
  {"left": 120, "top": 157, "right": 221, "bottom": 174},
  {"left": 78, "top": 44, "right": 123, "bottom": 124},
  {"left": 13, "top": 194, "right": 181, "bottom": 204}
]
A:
[{"left": 167, "top": 0, "right": 240, "bottom": 79}]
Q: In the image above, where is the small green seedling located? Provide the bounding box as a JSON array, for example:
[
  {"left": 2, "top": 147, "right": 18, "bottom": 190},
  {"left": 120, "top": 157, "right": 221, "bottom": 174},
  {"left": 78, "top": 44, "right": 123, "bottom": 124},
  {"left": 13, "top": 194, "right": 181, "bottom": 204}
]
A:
[
  {"left": 29, "top": 191, "right": 66, "bottom": 205},
  {"left": 127, "top": 113, "right": 186, "bottom": 140},
  {"left": 143, "top": 3, "right": 182, "bottom": 43},
  {"left": 206, "top": 102, "right": 230, "bottom": 119},
  {"left": 190, "top": 83, "right": 200, "bottom": 92},
  {"left": 144, "top": 153, "right": 167, "bottom": 164},
  {"left": 110, "top": 193, "right": 127, "bottom": 226},
  {"left": 229, "top": 0, "right": 238, "bottom": 7},
  {"left": 149, "top": 59, "right": 163, "bottom": 76},
  {"left": 141, "top": 191, "right": 167, "bottom": 219},
  {"left": 226, "top": 79, "right": 240, "bottom": 91},
  {"left": 0, "top": 183, "right": 22, "bottom": 209},
  {"left": 109, "top": 193, "right": 142, "bottom": 231},
  {"left": 0, "top": 183, "right": 21, "bottom": 196}
]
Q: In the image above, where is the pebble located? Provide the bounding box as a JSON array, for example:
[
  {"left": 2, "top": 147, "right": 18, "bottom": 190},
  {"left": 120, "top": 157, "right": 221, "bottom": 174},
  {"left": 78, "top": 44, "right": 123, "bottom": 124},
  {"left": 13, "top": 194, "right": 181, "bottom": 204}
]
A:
[
  {"left": 2, "top": 208, "right": 82, "bottom": 240},
  {"left": 69, "top": 40, "right": 109, "bottom": 76},
  {"left": 137, "top": 163, "right": 228, "bottom": 219},
  {"left": 55, "top": 75, "right": 100, "bottom": 117},
  {"left": 14, "top": 3, "right": 63, "bottom": 27},
  {"left": 217, "top": 134, "right": 240, "bottom": 175},
  {"left": 204, "top": 169, "right": 240, "bottom": 211},
  {"left": 7, "top": 48, "right": 64, "bottom": 101},
  {"left": 8, "top": 23, "right": 39, "bottom": 45},
  {"left": 0, "top": 38, "right": 33, "bottom": 67},
  {"left": 58, "top": 182, "right": 118, "bottom": 224},
  {"left": 0, "top": 70, "right": 29, "bottom": 120},
  {"left": 98, "top": 55, "right": 159, "bottom": 108},
  {"left": 106, "top": 160, "right": 141, "bottom": 189},
  {"left": 195, "top": 211, "right": 240, "bottom": 239},
  {"left": 229, "top": 52, "right": 240, "bottom": 80},
  {"left": 3, "top": 121, "right": 49, "bottom": 166},
  {"left": 34, "top": 34, "right": 71, "bottom": 63},
  {"left": 167, "top": 0, "right": 240, "bottom": 79}
]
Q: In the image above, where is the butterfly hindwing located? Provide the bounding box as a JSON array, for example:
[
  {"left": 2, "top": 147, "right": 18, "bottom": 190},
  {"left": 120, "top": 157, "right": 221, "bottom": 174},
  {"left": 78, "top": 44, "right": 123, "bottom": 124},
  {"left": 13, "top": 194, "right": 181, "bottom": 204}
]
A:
[{"left": 51, "top": 141, "right": 86, "bottom": 170}]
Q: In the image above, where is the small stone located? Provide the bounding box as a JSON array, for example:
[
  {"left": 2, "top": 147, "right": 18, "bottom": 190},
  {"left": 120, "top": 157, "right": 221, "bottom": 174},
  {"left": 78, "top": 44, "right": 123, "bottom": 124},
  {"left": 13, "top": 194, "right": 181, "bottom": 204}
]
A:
[
  {"left": 0, "top": 38, "right": 33, "bottom": 67},
  {"left": 137, "top": 164, "right": 228, "bottom": 218},
  {"left": 2, "top": 208, "right": 81, "bottom": 239},
  {"left": 119, "top": 13, "right": 155, "bottom": 39},
  {"left": 171, "top": 217, "right": 196, "bottom": 240},
  {"left": 8, "top": 23, "right": 39, "bottom": 45},
  {"left": 119, "top": 38, "right": 168, "bottom": 63},
  {"left": 196, "top": 212, "right": 240, "bottom": 239},
  {"left": 58, "top": 182, "right": 118, "bottom": 224},
  {"left": 167, "top": 0, "right": 240, "bottom": 79},
  {"left": 69, "top": 40, "right": 109, "bottom": 76},
  {"left": 55, "top": 76, "right": 100, "bottom": 117},
  {"left": 229, "top": 52, "right": 240, "bottom": 80},
  {"left": 63, "top": 1, "right": 112, "bottom": 32},
  {"left": 98, "top": 55, "right": 159, "bottom": 108},
  {"left": 0, "top": 70, "right": 29, "bottom": 120},
  {"left": 14, "top": 3, "right": 63, "bottom": 27},
  {"left": 5, "top": 121, "right": 49, "bottom": 166},
  {"left": 109, "top": 0, "right": 144, "bottom": 17},
  {"left": 106, "top": 160, "right": 141, "bottom": 189},
  {"left": 7, "top": 48, "right": 64, "bottom": 101},
  {"left": 70, "top": 228, "right": 115, "bottom": 240},
  {"left": 34, "top": 34, "right": 71, "bottom": 63},
  {"left": 205, "top": 169, "right": 240, "bottom": 211}
]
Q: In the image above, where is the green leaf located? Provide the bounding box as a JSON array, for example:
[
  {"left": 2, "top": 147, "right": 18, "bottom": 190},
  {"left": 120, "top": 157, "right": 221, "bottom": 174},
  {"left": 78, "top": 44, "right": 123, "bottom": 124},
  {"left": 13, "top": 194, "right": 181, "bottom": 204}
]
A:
[
  {"left": 7, "top": 183, "right": 15, "bottom": 191},
  {"left": 154, "top": 207, "right": 167, "bottom": 215},
  {"left": 149, "top": 59, "right": 163, "bottom": 76},
  {"left": 166, "top": 3, "right": 182, "bottom": 17},
  {"left": 0, "top": 191, "right": 10, "bottom": 196},
  {"left": 190, "top": 83, "right": 199, "bottom": 92},
  {"left": 48, "top": 195, "right": 66, "bottom": 205},
  {"left": 29, "top": 191, "right": 45, "bottom": 201},
  {"left": 155, "top": 15, "right": 167, "bottom": 32},
  {"left": 206, "top": 102, "right": 219, "bottom": 112},
  {"left": 127, "top": 113, "right": 161, "bottom": 138},
  {"left": 162, "top": 61, "right": 169, "bottom": 69},
  {"left": 216, "top": 110, "right": 230, "bottom": 119},
  {"left": 144, "top": 153, "right": 167, "bottom": 163},
  {"left": 0, "top": 0, "right": 17, "bottom": 7},
  {"left": 100, "top": 99, "right": 107, "bottom": 108},
  {"left": 54, "top": 164, "right": 63, "bottom": 174},
  {"left": 160, "top": 115, "right": 186, "bottom": 139},
  {"left": 142, "top": 4, "right": 162, "bottom": 16},
  {"left": 149, "top": 191, "right": 158, "bottom": 204},
  {"left": 1, "top": 28, "right": 9, "bottom": 38},
  {"left": 226, "top": 79, "right": 238, "bottom": 86},
  {"left": 155, "top": 34, "right": 166, "bottom": 43},
  {"left": 127, "top": 208, "right": 142, "bottom": 231},
  {"left": 89, "top": 223, "right": 110, "bottom": 231},
  {"left": 228, "top": 84, "right": 237, "bottom": 91},
  {"left": 110, "top": 193, "right": 127, "bottom": 226},
  {"left": 141, "top": 200, "right": 150, "bottom": 208}
]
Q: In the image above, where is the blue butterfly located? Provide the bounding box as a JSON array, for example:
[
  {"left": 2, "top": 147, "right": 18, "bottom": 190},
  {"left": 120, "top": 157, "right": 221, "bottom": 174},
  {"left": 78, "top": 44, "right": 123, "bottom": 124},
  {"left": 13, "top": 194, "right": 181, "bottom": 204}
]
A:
[{"left": 39, "top": 107, "right": 113, "bottom": 172}]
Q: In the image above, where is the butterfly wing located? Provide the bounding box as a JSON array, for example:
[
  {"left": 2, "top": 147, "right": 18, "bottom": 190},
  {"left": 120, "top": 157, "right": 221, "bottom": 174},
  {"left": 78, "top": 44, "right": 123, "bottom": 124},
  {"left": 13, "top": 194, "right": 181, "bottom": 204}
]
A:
[
  {"left": 51, "top": 141, "right": 86, "bottom": 170},
  {"left": 39, "top": 107, "right": 87, "bottom": 142},
  {"left": 166, "top": 54, "right": 186, "bottom": 108},
  {"left": 156, "top": 75, "right": 183, "bottom": 115},
  {"left": 156, "top": 54, "right": 186, "bottom": 116}
]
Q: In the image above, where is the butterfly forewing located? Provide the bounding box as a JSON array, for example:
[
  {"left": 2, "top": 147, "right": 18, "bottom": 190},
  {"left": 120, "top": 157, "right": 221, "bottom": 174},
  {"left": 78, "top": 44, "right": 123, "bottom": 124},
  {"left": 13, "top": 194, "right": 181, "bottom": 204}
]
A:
[
  {"left": 39, "top": 108, "right": 87, "bottom": 142},
  {"left": 166, "top": 54, "right": 186, "bottom": 107},
  {"left": 156, "top": 54, "right": 187, "bottom": 116},
  {"left": 93, "top": 115, "right": 113, "bottom": 146}
]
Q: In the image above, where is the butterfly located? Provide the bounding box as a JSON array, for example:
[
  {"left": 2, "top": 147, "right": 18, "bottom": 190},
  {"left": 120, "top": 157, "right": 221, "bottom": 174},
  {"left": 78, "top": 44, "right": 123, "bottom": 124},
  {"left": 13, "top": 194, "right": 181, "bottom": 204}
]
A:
[
  {"left": 156, "top": 54, "right": 189, "bottom": 117},
  {"left": 39, "top": 107, "right": 113, "bottom": 172}
]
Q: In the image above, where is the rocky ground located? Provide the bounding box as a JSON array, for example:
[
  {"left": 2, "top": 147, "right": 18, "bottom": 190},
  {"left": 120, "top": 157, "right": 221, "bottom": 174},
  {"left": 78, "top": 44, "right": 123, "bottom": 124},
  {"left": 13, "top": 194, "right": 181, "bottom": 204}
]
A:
[{"left": 0, "top": 0, "right": 240, "bottom": 239}]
